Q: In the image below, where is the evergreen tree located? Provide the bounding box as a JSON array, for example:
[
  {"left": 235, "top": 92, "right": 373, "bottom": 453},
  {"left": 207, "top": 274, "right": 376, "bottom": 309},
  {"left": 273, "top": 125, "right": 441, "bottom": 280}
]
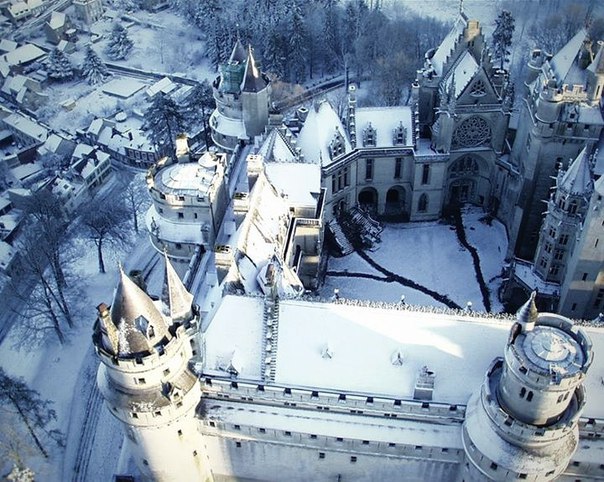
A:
[
  {"left": 81, "top": 45, "right": 108, "bottom": 85},
  {"left": 288, "top": 2, "right": 308, "bottom": 83},
  {"left": 106, "top": 23, "right": 133, "bottom": 61},
  {"left": 492, "top": 10, "right": 515, "bottom": 70},
  {"left": 45, "top": 48, "right": 73, "bottom": 82},
  {"left": 143, "top": 93, "right": 186, "bottom": 156},
  {"left": 0, "top": 368, "right": 64, "bottom": 459},
  {"left": 183, "top": 80, "right": 214, "bottom": 148},
  {"left": 263, "top": 30, "right": 288, "bottom": 79}
]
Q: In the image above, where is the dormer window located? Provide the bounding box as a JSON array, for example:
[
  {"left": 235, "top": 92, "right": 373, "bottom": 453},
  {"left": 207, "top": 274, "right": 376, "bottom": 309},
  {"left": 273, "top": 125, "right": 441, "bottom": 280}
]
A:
[
  {"left": 362, "top": 123, "right": 376, "bottom": 147},
  {"left": 393, "top": 122, "right": 407, "bottom": 145},
  {"left": 329, "top": 128, "right": 345, "bottom": 159}
]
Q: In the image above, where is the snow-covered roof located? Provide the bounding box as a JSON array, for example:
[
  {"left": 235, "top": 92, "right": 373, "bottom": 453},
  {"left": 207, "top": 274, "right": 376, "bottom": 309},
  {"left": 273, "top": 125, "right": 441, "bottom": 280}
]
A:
[
  {"left": 3, "top": 113, "right": 47, "bottom": 142},
  {"left": 47, "top": 11, "right": 66, "bottom": 29},
  {"left": 355, "top": 106, "right": 414, "bottom": 148},
  {"left": 204, "top": 295, "right": 604, "bottom": 418},
  {"left": 101, "top": 78, "right": 147, "bottom": 99},
  {"left": 265, "top": 162, "right": 320, "bottom": 208},
  {"left": 429, "top": 14, "right": 467, "bottom": 76},
  {"left": 444, "top": 50, "right": 480, "bottom": 98},
  {"left": 257, "top": 128, "right": 299, "bottom": 163},
  {"left": 0, "top": 44, "right": 45, "bottom": 67},
  {"left": 146, "top": 76, "right": 177, "bottom": 98},
  {"left": 10, "top": 162, "right": 44, "bottom": 181},
  {"left": 156, "top": 159, "right": 217, "bottom": 197},
  {"left": 0, "top": 39, "right": 18, "bottom": 53},
  {"left": 549, "top": 29, "right": 587, "bottom": 85},
  {"left": 297, "top": 100, "right": 350, "bottom": 166}
]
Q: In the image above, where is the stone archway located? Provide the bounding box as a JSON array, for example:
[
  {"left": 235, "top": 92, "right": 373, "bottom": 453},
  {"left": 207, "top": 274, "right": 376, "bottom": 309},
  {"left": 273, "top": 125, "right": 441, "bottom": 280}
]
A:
[
  {"left": 358, "top": 187, "right": 378, "bottom": 214},
  {"left": 385, "top": 185, "right": 408, "bottom": 218}
]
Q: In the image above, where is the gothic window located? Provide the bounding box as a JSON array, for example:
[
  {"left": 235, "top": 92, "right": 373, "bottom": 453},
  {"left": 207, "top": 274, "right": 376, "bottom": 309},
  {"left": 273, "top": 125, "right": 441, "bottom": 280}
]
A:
[
  {"left": 418, "top": 194, "right": 428, "bottom": 212},
  {"left": 568, "top": 200, "right": 578, "bottom": 215},
  {"left": 450, "top": 156, "right": 479, "bottom": 178},
  {"left": 470, "top": 79, "right": 486, "bottom": 97},
  {"left": 363, "top": 123, "right": 376, "bottom": 147},
  {"left": 422, "top": 164, "right": 430, "bottom": 185},
  {"left": 452, "top": 116, "right": 491, "bottom": 148},
  {"left": 365, "top": 159, "right": 374, "bottom": 180},
  {"left": 554, "top": 249, "right": 564, "bottom": 261},
  {"left": 393, "top": 122, "right": 407, "bottom": 145}
]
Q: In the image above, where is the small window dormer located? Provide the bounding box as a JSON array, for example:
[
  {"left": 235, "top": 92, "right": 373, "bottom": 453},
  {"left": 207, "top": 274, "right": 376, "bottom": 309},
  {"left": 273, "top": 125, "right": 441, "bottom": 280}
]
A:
[
  {"left": 362, "top": 123, "right": 376, "bottom": 147},
  {"left": 329, "top": 128, "right": 345, "bottom": 159},
  {"left": 393, "top": 122, "right": 407, "bottom": 145}
]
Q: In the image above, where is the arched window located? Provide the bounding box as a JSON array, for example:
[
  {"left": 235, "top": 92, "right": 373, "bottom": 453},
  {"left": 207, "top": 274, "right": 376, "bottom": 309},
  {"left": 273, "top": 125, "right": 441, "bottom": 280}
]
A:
[
  {"left": 526, "top": 391, "right": 534, "bottom": 402},
  {"left": 519, "top": 387, "right": 526, "bottom": 398},
  {"left": 450, "top": 156, "right": 479, "bottom": 177},
  {"left": 418, "top": 194, "right": 428, "bottom": 212},
  {"left": 568, "top": 200, "right": 578, "bottom": 215}
]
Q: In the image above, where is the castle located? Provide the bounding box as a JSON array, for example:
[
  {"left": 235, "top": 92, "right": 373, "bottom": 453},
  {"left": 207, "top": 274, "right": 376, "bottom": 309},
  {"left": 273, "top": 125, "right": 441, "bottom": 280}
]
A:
[{"left": 94, "top": 11, "right": 604, "bottom": 481}]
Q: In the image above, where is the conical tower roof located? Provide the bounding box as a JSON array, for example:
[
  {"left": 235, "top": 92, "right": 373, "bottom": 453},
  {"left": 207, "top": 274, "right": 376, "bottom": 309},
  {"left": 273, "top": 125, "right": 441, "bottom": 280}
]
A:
[
  {"left": 242, "top": 45, "right": 268, "bottom": 93},
  {"left": 161, "top": 252, "right": 194, "bottom": 323},
  {"left": 559, "top": 147, "right": 593, "bottom": 196},
  {"left": 110, "top": 267, "right": 171, "bottom": 357},
  {"left": 516, "top": 291, "right": 538, "bottom": 330},
  {"left": 229, "top": 38, "right": 247, "bottom": 64}
]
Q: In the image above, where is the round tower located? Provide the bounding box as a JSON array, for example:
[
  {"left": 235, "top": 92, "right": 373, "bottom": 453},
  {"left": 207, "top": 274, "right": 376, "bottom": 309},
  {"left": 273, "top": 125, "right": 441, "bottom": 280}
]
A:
[
  {"left": 460, "top": 293, "right": 593, "bottom": 481},
  {"left": 93, "top": 260, "right": 213, "bottom": 482}
]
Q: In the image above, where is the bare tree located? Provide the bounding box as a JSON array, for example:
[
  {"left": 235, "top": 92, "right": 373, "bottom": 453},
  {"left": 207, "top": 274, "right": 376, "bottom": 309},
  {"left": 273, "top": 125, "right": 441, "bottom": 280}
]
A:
[
  {"left": 81, "top": 196, "right": 129, "bottom": 273},
  {"left": 0, "top": 368, "right": 64, "bottom": 460},
  {"left": 120, "top": 175, "right": 149, "bottom": 234}
]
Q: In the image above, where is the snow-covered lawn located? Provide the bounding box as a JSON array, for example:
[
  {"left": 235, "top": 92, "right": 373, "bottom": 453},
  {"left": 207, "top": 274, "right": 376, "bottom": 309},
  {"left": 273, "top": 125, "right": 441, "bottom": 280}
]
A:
[{"left": 320, "top": 207, "right": 508, "bottom": 312}]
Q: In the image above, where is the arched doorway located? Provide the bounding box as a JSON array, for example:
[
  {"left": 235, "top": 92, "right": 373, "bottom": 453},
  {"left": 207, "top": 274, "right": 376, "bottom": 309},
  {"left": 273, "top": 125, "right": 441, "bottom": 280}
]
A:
[
  {"left": 448, "top": 155, "right": 480, "bottom": 205},
  {"left": 358, "top": 188, "right": 378, "bottom": 214},
  {"left": 385, "top": 185, "right": 407, "bottom": 218}
]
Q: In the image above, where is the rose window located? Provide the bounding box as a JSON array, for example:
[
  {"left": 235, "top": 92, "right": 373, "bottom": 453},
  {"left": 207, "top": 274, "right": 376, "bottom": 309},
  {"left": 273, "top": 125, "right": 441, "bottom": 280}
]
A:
[{"left": 452, "top": 116, "right": 491, "bottom": 148}]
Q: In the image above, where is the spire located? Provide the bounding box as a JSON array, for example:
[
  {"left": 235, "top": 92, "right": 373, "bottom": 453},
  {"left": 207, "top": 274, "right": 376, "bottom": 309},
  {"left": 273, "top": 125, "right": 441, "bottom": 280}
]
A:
[
  {"left": 516, "top": 291, "right": 538, "bottom": 331},
  {"left": 242, "top": 45, "right": 267, "bottom": 93},
  {"left": 559, "top": 147, "right": 593, "bottom": 196},
  {"left": 109, "top": 266, "right": 171, "bottom": 357},
  {"left": 228, "top": 37, "right": 247, "bottom": 64},
  {"left": 161, "top": 251, "right": 194, "bottom": 324},
  {"left": 587, "top": 40, "right": 604, "bottom": 74}
]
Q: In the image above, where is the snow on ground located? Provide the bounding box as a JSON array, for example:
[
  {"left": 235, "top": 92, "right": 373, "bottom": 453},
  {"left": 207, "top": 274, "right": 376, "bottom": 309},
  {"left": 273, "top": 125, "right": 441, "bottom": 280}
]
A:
[
  {"left": 0, "top": 176, "right": 155, "bottom": 480},
  {"left": 320, "top": 207, "right": 508, "bottom": 312}
]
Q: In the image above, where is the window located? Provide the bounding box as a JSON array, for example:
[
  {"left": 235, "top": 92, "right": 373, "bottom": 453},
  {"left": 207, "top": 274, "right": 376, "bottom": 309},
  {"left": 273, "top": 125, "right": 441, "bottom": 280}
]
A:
[
  {"left": 319, "top": 452, "right": 325, "bottom": 459},
  {"left": 549, "top": 265, "right": 560, "bottom": 277},
  {"left": 362, "top": 440, "right": 369, "bottom": 445},
  {"left": 418, "top": 194, "right": 429, "bottom": 212},
  {"left": 178, "top": 212, "right": 184, "bottom": 219},
  {"left": 284, "top": 431, "right": 292, "bottom": 437},
  {"left": 571, "top": 303, "right": 577, "bottom": 311},
  {"left": 394, "top": 158, "right": 402, "bottom": 178},
  {"left": 527, "top": 391, "right": 534, "bottom": 402},
  {"left": 366, "top": 397, "right": 374, "bottom": 404},
  {"left": 178, "top": 429, "right": 183, "bottom": 436},
  {"left": 259, "top": 428, "right": 266, "bottom": 433},
  {"left": 175, "top": 243, "right": 182, "bottom": 249},
  {"left": 582, "top": 273, "right": 588, "bottom": 281},
  {"left": 310, "top": 434, "right": 317, "bottom": 439},
  {"left": 490, "top": 462, "right": 498, "bottom": 471},
  {"left": 559, "top": 234, "right": 569, "bottom": 245},
  {"left": 363, "top": 123, "right": 376, "bottom": 147},
  {"left": 163, "top": 368, "right": 170, "bottom": 376},
  {"left": 350, "top": 456, "right": 357, "bottom": 463},
  {"left": 234, "top": 425, "right": 241, "bottom": 430},
  {"left": 236, "top": 441, "right": 242, "bottom": 448},
  {"left": 470, "top": 79, "right": 486, "bottom": 96},
  {"left": 365, "top": 159, "right": 373, "bottom": 180},
  {"left": 336, "top": 437, "right": 344, "bottom": 442},
  {"left": 422, "top": 164, "right": 430, "bottom": 185},
  {"left": 136, "top": 377, "right": 146, "bottom": 384},
  {"left": 193, "top": 450, "right": 198, "bottom": 457},
  {"left": 209, "top": 421, "right": 215, "bottom": 427},
  {"left": 388, "top": 443, "right": 396, "bottom": 447},
  {"left": 520, "top": 387, "right": 526, "bottom": 398},
  {"left": 554, "top": 249, "right": 564, "bottom": 261}
]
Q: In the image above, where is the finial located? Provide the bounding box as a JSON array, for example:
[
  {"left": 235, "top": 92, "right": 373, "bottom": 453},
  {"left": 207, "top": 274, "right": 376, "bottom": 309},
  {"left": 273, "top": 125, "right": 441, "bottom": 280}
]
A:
[
  {"left": 459, "top": 0, "right": 464, "bottom": 15},
  {"left": 516, "top": 291, "right": 538, "bottom": 330}
]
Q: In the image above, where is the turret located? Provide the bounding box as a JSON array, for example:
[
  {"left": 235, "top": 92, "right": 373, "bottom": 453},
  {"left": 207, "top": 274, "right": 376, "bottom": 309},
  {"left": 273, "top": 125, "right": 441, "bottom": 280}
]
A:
[
  {"left": 586, "top": 40, "right": 604, "bottom": 104},
  {"left": 460, "top": 293, "right": 593, "bottom": 481},
  {"left": 93, "top": 265, "right": 212, "bottom": 482}
]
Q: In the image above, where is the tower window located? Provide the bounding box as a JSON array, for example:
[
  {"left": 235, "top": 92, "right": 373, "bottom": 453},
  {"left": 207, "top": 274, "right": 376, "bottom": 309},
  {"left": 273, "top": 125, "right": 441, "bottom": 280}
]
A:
[
  {"left": 582, "top": 273, "right": 588, "bottom": 281},
  {"left": 178, "top": 429, "right": 183, "bottom": 436},
  {"left": 319, "top": 452, "right": 325, "bottom": 459},
  {"left": 236, "top": 441, "right": 242, "bottom": 448},
  {"left": 418, "top": 194, "right": 429, "bottom": 213},
  {"left": 519, "top": 387, "right": 526, "bottom": 398},
  {"left": 422, "top": 164, "right": 430, "bottom": 184},
  {"left": 490, "top": 462, "right": 498, "bottom": 471},
  {"left": 527, "top": 391, "right": 534, "bottom": 402},
  {"left": 350, "top": 456, "right": 357, "bottom": 463},
  {"left": 259, "top": 428, "right": 266, "bottom": 433}
]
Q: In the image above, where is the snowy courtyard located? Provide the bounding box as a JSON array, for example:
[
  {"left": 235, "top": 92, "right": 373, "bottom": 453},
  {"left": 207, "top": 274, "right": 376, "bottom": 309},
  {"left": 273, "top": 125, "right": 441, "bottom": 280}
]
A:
[{"left": 320, "top": 207, "right": 508, "bottom": 312}]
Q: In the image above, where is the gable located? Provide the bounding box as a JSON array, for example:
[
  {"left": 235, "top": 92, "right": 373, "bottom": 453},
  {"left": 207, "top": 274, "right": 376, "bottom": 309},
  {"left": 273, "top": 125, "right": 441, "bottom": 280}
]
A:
[{"left": 456, "top": 68, "right": 500, "bottom": 106}]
